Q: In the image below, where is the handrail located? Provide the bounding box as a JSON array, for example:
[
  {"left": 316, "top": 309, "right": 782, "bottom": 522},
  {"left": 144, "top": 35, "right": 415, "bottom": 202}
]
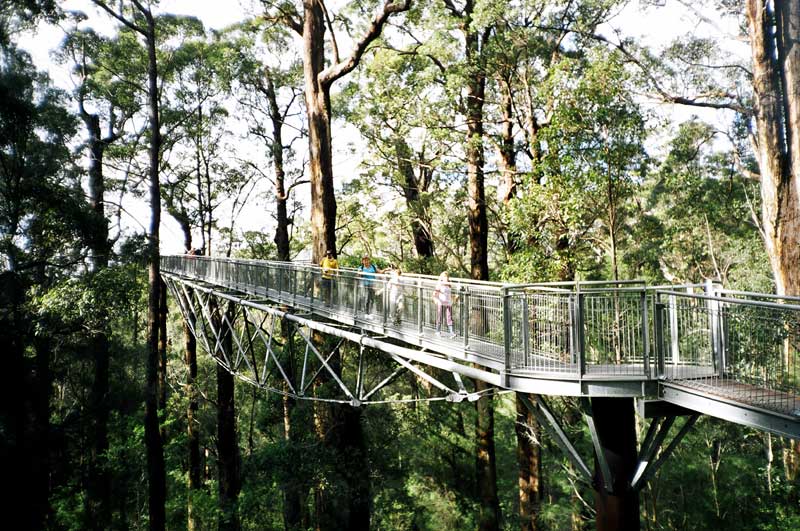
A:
[{"left": 161, "top": 255, "right": 800, "bottom": 415}]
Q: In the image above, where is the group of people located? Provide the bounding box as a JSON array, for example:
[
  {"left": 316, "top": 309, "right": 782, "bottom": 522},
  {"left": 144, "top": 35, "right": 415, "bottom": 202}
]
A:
[{"left": 319, "top": 250, "right": 455, "bottom": 338}]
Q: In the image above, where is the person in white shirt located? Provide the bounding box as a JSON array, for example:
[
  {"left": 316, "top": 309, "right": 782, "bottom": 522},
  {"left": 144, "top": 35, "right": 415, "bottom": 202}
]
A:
[
  {"left": 433, "top": 271, "right": 455, "bottom": 337},
  {"left": 387, "top": 265, "right": 404, "bottom": 325}
]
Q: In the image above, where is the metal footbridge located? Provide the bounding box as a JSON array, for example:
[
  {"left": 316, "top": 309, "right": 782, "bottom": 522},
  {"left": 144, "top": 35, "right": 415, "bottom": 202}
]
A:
[{"left": 162, "top": 255, "right": 800, "bottom": 442}]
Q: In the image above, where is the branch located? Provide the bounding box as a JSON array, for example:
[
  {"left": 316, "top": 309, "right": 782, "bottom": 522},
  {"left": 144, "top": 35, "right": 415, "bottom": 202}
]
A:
[
  {"left": 442, "top": 0, "right": 462, "bottom": 18},
  {"left": 320, "top": 0, "right": 411, "bottom": 86},
  {"left": 533, "top": 23, "right": 749, "bottom": 114},
  {"left": 319, "top": 0, "right": 340, "bottom": 64},
  {"left": 260, "top": 0, "right": 302, "bottom": 34},
  {"left": 91, "top": 0, "right": 146, "bottom": 36}
]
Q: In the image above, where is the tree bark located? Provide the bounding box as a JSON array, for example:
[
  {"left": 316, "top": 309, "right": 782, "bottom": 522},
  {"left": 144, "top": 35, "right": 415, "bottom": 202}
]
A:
[
  {"left": 395, "top": 137, "right": 435, "bottom": 260},
  {"left": 81, "top": 108, "right": 112, "bottom": 530},
  {"left": 746, "top": 0, "right": 800, "bottom": 297},
  {"left": 217, "top": 344, "right": 241, "bottom": 530},
  {"left": 302, "top": 0, "right": 337, "bottom": 262},
  {"left": 456, "top": 5, "right": 498, "bottom": 528},
  {"left": 476, "top": 383, "right": 500, "bottom": 531},
  {"left": 466, "top": 56, "right": 489, "bottom": 282},
  {"left": 184, "top": 287, "right": 201, "bottom": 531},
  {"left": 158, "top": 277, "right": 168, "bottom": 415},
  {"left": 264, "top": 69, "right": 292, "bottom": 261},
  {"left": 279, "top": 320, "right": 306, "bottom": 530},
  {"left": 143, "top": 10, "right": 167, "bottom": 530},
  {"left": 515, "top": 395, "right": 542, "bottom": 531}
]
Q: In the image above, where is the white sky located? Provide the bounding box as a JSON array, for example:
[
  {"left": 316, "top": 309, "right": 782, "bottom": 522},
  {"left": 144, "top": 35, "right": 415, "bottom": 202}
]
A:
[{"left": 16, "top": 0, "right": 746, "bottom": 256}]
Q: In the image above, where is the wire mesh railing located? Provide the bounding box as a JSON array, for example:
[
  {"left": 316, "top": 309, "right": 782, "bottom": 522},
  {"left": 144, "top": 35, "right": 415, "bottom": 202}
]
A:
[{"left": 656, "top": 289, "right": 800, "bottom": 416}]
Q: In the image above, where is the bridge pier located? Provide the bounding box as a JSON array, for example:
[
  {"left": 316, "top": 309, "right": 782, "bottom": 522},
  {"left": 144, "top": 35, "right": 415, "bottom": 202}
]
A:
[{"left": 590, "top": 397, "right": 640, "bottom": 531}]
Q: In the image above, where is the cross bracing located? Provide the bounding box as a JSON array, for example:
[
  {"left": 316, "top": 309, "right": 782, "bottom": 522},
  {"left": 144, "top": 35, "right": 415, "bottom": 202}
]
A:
[{"left": 162, "top": 255, "right": 800, "bottom": 442}]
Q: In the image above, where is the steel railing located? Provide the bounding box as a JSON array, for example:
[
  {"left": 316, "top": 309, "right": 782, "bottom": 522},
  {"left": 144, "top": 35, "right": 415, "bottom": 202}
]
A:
[
  {"left": 655, "top": 286, "right": 800, "bottom": 415},
  {"left": 162, "top": 256, "right": 800, "bottom": 415}
]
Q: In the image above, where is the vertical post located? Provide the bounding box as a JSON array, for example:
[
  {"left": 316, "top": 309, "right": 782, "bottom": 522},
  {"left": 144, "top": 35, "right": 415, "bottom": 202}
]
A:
[
  {"left": 654, "top": 300, "right": 665, "bottom": 378},
  {"left": 277, "top": 267, "right": 284, "bottom": 303},
  {"left": 417, "top": 279, "right": 424, "bottom": 336},
  {"left": 576, "top": 289, "right": 586, "bottom": 378},
  {"left": 706, "top": 279, "right": 721, "bottom": 376},
  {"left": 463, "top": 288, "right": 470, "bottom": 349},
  {"left": 310, "top": 269, "right": 315, "bottom": 310},
  {"left": 292, "top": 267, "right": 297, "bottom": 307},
  {"left": 264, "top": 265, "right": 272, "bottom": 297},
  {"left": 382, "top": 277, "right": 388, "bottom": 326},
  {"left": 640, "top": 290, "right": 650, "bottom": 377},
  {"left": 502, "top": 287, "right": 512, "bottom": 386},
  {"left": 668, "top": 293, "right": 679, "bottom": 366},
  {"left": 522, "top": 293, "right": 530, "bottom": 369}
]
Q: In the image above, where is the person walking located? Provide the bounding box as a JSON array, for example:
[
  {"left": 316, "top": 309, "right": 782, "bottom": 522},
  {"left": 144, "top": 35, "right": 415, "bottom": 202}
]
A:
[
  {"left": 433, "top": 271, "right": 455, "bottom": 337},
  {"left": 387, "top": 265, "right": 404, "bottom": 325},
  {"left": 358, "top": 254, "right": 382, "bottom": 317},
  {"left": 319, "top": 249, "right": 338, "bottom": 306}
]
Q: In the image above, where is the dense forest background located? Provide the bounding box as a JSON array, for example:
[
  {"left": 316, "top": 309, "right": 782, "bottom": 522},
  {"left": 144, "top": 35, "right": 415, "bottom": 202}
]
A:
[{"left": 2, "top": 0, "right": 800, "bottom": 529}]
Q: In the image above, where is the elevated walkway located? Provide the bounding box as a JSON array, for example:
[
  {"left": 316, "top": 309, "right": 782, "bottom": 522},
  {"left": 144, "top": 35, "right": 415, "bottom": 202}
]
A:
[{"left": 161, "top": 256, "right": 800, "bottom": 438}]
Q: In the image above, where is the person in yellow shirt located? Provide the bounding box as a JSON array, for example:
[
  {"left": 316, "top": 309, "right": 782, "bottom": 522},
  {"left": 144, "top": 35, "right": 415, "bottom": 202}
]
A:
[{"left": 319, "top": 249, "right": 338, "bottom": 305}]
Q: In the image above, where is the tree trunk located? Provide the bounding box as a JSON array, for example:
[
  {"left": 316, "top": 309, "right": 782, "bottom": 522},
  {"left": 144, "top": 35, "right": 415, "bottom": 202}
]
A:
[
  {"left": 497, "top": 79, "right": 517, "bottom": 206},
  {"left": 143, "top": 12, "right": 166, "bottom": 530},
  {"left": 460, "top": 8, "right": 498, "bottom": 527},
  {"left": 31, "top": 332, "right": 53, "bottom": 529},
  {"left": 264, "top": 70, "right": 292, "bottom": 261},
  {"left": 303, "top": 0, "right": 337, "bottom": 262},
  {"left": 174, "top": 218, "right": 201, "bottom": 531},
  {"left": 216, "top": 302, "right": 241, "bottom": 531},
  {"left": 515, "top": 394, "right": 542, "bottom": 531},
  {"left": 746, "top": 0, "right": 800, "bottom": 297},
  {"left": 591, "top": 398, "right": 640, "bottom": 531},
  {"left": 158, "top": 277, "right": 168, "bottom": 415},
  {"left": 185, "top": 289, "right": 201, "bottom": 531},
  {"left": 395, "top": 137, "right": 435, "bottom": 260},
  {"left": 466, "top": 70, "right": 489, "bottom": 281},
  {"left": 280, "top": 320, "right": 305, "bottom": 530},
  {"left": 476, "top": 382, "right": 500, "bottom": 531},
  {"left": 82, "top": 109, "right": 112, "bottom": 530}
]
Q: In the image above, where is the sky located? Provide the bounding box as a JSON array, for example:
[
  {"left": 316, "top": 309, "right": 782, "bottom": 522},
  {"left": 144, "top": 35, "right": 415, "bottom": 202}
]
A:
[{"left": 15, "top": 0, "right": 748, "bottom": 256}]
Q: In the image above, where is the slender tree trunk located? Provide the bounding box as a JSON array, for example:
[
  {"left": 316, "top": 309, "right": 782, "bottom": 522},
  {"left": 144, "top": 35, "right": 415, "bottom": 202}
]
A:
[
  {"left": 158, "top": 277, "right": 168, "bottom": 415},
  {"left": 476, "top": 384, "right": 500, "bottom": 531},
  {"left": 185, "top": 288, "right": 201, "bottom": 531},
  {"left": 515, "top": 395, "right": 542, "bottom": 531},
  {"left": 279, "top": 320, "right": 305, "bottom": 530},
  {"left": 264, "top": 70, "right": 292, "bottom": 261},
  {"left": 177, "top": 223, "right": 201, "bottom": 531},
  {"left": 466, "top": 71, "right": 489, "bottom": 282},
  {"left": 143, "top": 13, "right": 166, "bottom": 529},
  {"left": 30, "top": 333, "right": 53, "bottom": 529},
  {"left": 217, "top": 302, "right": 241, "bottom": 531},
  {"left": 497, "top": 79, "right": 517, "bottom": 206},
  {"left": 82, "top": 109, "right": 112, "bottom": 530},
  {"left": 460, "top": 8, "right": 498, "bottom": 528},
  {"left": 395, "top": 137, "right": 435, "bottom": 260}
]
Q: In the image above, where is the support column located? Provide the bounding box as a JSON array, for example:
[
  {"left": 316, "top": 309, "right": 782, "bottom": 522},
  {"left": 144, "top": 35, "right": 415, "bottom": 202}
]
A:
[{"left": 591, "top": 397, "right": 640, "bottom": 531}]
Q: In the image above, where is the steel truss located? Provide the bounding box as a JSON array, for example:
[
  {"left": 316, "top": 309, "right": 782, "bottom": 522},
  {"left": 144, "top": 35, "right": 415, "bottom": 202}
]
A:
[
  {"left": 163, "top": 274, "right": 500, "bottom": 405},
  {"left": 518, "top": 395, "right": 698, "bottom": 493}
]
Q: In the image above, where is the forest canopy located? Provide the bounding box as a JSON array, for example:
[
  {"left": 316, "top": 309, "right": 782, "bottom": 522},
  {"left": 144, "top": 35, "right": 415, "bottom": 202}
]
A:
[{"left": 2, "top": 0, "right": 800, "bottom": 530}]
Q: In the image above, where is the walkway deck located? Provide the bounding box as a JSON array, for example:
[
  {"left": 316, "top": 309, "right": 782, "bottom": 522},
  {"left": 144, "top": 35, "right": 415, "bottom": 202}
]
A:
[{"left": 161, "top": 255, "right": 800, "bottom": 438}]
